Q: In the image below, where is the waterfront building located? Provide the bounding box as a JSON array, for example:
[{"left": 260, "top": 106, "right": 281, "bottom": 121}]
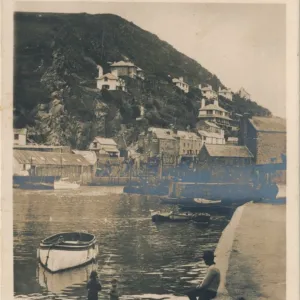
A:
[
  {"left": 175, "top": 130, "right": 202, "bottom": 156},
  {"left": 239, "top": 115, "right": 286, "bottom": 165},
  {"left": 172, "top": 77, "right": 189, "bottom": 93},
  {"left": 13, "top": 144, "right": 71, "bottom": 153},
  {"left": 72, "top": 150, "right": 98, "bottom": 175},
  {"left": 198, "top": 144, "right": 254, "bottom": 167},
  {"left": 14, "top": 128, "right": 27, "bottom": 146},
  {"left": 198, "top": 98, "right": 232, "bottom": 128},
  {"left": 138, "top": 127, "right": 178, "bottom": 158},
  {"left": 89, "top": 137, "right": 120, "bottom": 158},
  {"left": 13, "top": 149, "right": 92, "bottom": 183}
]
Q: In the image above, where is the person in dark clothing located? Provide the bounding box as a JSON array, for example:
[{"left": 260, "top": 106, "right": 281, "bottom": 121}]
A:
[
  {"left": 109, "top": 278, "right": 119, "bottom": 300},
  {"left": 87, "top": 271, "right": 102, "bottom": 300},
  {"left": 185, "top": 250, "right": 220, "bottom": 300}
]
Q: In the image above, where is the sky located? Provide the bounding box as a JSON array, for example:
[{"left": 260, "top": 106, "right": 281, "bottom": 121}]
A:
[{"left": 15, "top": 1, "right": 286, "bottom": 118}]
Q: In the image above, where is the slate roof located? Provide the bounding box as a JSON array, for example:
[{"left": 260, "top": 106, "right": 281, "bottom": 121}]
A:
[
  {"left": 199, "top": 104, "right": 228, "bottom": 112},
  {"left": 72, "top": 150, "right": 97, "bottom": 165},
  {"left": 97, "top": 73, "right": 118, "bottom": 80},
  {"left": 249, "top": 117, "right": 286, "bottom": 133},
  {"left": 204, "top": 121, "right": 220, "bottom": 129},
  {"left": 176, "top": 131, "right": 200, "bottom": 140},
  {"left": 148, "top": 127, "right": 176, "bottom": 140},
  {"left": 198, "top": 130, "right": 224, "bottom": 139},
  {"left": 204, "top": 144, "right": 253, "bottom": 158},
  {"left": 14, "top": 150, "right": 90, "bottom": 166}
]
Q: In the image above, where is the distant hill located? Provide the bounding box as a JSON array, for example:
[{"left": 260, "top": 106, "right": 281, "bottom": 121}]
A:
[{"left": 14, "top": 12, "right": 271, "bottom": 149}]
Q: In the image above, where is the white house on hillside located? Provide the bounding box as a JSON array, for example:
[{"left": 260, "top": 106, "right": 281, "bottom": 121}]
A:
[
  {"left": 238, "top": 87, "right": 251, "bottom": 100},
  {"left": 110, "top": 60, "right": 137, "bottom": 78},
  {"left": 137, "top": 67, "right": 145, "bottom": 80},
  {"left": 218, "top": 87, "right": 233, "bottom": 101},
  {"left": 172, "top": 77, "right": 189, "bottom": 93},
  {"left": 14, "top": 128, "right": 27, "bottom": 146},
  {"left": 199, "top": 84, "right": 217, "bottom": 100},
  {"left": 96, "top": 65, "right": 126, "bottom": 91},
  {"left": 198, "top": 98, "right": 232, "bottom": 127}
]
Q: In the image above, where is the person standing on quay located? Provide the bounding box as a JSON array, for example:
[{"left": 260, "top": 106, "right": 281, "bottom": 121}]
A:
[
  {"left": 185, "top": 250, "right": 220, "bottom": 300},
  {"left": 87, "top": 271, "right": 102, "bottom": 300}
]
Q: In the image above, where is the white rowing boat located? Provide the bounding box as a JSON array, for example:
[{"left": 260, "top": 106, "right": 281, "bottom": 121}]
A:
[
  {"left": 54, "top": 178, "right": 80, "bottom": 190},
  {"left": 37, "top": 232, "right": 99, "bottom": 273}
]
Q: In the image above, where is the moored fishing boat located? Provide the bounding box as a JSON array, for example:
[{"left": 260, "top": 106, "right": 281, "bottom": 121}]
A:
[
  {"left": 151, "top": 210, "right": 210, "bottom": 223},
  {"left": 38, "top": 232, "right": 98, "bottom": 273},
  {"left": 54, "top": 178, "right": 80, "bottom": 190}
]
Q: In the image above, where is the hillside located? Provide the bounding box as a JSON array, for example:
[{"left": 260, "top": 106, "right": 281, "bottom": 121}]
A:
[{"left": 14, "top": 12, "right": 271, "bottom": 149}]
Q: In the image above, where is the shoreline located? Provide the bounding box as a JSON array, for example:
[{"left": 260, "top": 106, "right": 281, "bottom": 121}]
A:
[{"left": 214, "top": 200, "right": 286, "bottom": 300}]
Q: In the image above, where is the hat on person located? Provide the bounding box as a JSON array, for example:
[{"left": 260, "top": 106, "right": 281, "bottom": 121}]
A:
[{"left": 202, "top": 250, "right": 216, "bottom": 260}]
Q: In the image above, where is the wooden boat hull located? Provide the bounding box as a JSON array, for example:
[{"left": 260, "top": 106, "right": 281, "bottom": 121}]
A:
[
  {"left": 151, "top": 212, "right": 210, "bottom": 223},
  {"left": 38, "top": 232, "right": 98, "bottom": 273}
]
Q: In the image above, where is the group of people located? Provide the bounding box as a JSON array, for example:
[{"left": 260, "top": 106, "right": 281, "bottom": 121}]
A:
[
  {"left": 87, "top": 271, "right": 119, "bottom": 300},
  {"left": 87, "top": 250, "right": 222, "bottom": 300}
]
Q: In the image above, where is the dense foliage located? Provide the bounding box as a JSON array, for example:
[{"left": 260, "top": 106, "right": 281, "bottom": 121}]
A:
[{"left": 14, "top": 12, "right": 271, "bottom": 149}]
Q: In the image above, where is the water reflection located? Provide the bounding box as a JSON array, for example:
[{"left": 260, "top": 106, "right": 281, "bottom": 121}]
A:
[
  {"left": 14, "top": 187, "right": 229, "bottom": 299},
  {"left": 37, "top": 262, "right": 95, "bottom": 294}
]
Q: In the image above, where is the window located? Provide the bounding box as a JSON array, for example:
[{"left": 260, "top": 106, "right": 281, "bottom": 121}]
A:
[
  {"left": 102, "top": 85, "right": 110, "bottom": 90},
  {"left": 14, "top": 134, "right": 19, "bottom": 140},
  {"left": 104, "top": 77, "right": 108, "bottom": 82},
  {"left": 93, "top": 142, "right": 97, "bottom": 148},
  {"left": 183, "top": 143, "right": 186, "bottom": 147},
  {"left": 22, "top": 164, "right": 26, "bottom": 171}
]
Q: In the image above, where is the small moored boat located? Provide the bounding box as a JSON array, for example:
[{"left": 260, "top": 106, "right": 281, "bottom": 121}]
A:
[
  {"left": 38, "top": 232, "right": 98, "bottom": 273},
  {"left": 54, "top": 178, "right": 80, "bottom": 190},
  {"left": 151, "top": 211, "right": 210, "bottom": 223}
]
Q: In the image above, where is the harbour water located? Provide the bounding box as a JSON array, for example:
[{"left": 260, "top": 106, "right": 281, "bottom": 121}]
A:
[{"left": 14, "top": 187, "right": 229, "bottom": 300}]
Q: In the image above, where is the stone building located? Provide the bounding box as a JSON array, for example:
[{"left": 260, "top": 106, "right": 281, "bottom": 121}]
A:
[
  {"left": 239, "top": 115, "right": 286, "bottom": 165},
  {"left": 13, "top": 149, "right": 92, "bottom": 183},
  {"left": 198, "top": 144, "right": 254, "bottom": 167},
  {"left": 196, "top": 120, "right": 226, "bottom": 145}
]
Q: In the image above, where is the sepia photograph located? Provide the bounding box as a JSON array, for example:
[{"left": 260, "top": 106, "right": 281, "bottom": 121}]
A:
[{"left": 1, "top": 0, "right": 298, "bottom": 299}]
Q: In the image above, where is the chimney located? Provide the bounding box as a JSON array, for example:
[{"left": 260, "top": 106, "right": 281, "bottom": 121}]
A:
[
  {"left": 140, "top": 105, "right": 145, "bottom": 117},
  {"left": 111, "top": 69, "right": 118, "bottom": 78},
  {"left": 201, "top": 98, "right": 206, "bottom": 108},
  {"left": 97, "top": 65, "right": 103, "bottom": 77},
  {"left": 213, "top": 99, "right": 219, "bottom": 106},
  {"left": 239, "top": 113, "right": 250, "bottom": 146}
]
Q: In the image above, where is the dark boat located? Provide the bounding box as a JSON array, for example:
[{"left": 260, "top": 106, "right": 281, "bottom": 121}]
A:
[
  {"left": 13, "top": 176, "right": 58, "bottom": 190},
  {"left": 151, "top": 211, "right": 210, "bottom": 223}
]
